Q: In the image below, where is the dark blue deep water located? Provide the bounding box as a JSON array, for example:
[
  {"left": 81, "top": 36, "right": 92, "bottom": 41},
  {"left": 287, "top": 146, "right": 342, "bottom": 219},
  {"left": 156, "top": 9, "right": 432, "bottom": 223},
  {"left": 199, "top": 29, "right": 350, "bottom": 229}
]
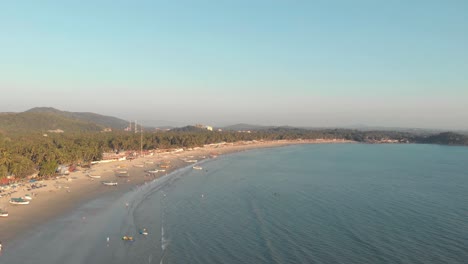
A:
[{"left": 4, "top": 144, "right": 468, "bottom": 263}]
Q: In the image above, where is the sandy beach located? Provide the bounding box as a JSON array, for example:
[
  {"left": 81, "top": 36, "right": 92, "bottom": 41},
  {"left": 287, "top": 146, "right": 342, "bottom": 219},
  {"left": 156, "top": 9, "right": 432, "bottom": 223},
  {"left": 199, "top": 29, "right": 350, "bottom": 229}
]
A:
[{"left": 0, "top": 139, "right": 352, "bottom": 244}]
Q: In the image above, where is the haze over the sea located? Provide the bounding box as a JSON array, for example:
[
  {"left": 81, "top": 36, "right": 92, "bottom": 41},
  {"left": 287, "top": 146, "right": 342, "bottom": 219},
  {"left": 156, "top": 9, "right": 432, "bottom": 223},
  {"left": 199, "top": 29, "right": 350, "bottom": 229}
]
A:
[{"left": 1, "top": 1, "right": 467, "bottom": 129}]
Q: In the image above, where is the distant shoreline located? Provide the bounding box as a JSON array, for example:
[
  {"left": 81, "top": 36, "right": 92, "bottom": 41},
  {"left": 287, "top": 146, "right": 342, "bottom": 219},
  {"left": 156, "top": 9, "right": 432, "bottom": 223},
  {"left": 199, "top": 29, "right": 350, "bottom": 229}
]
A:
[{"left": 0, "top": 139, "right": 353, "bottom": 244}]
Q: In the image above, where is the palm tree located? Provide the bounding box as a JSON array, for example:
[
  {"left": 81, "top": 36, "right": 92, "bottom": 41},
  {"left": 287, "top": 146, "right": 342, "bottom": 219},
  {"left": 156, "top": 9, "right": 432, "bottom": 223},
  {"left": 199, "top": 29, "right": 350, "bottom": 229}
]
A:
[{"left": 0, "top": 149, "right": 12, "bottom": 174}]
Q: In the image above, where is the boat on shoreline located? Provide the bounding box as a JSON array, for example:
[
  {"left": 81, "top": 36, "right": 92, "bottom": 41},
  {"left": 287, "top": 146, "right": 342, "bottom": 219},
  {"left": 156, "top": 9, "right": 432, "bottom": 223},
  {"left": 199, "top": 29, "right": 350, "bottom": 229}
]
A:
[
  {"left": 193, "top": 166, "right": 203, "bottom": 170},
  {"left": 185, "top": 159, "right": 197, "bottom": 163},
  {"left": 0, "top": 209, "right": 8, "bottom": 217},
  {"left": 9, "top": 198, "right": 30, "bottom": 205},
  {"left": 23, "top": 194, "right": 33, "bottom": 200},
  {"left": 147, "top": 169, "right": 159, "bottom": 173},
  {"left": 116, "top": 170, "right": 129, "bottom": 177},
  {"left": 102, "top": 181, "right": 118, "bottom": 186},
  {"left": 88, "top": 174, "right": 101, "bottom": 179}
]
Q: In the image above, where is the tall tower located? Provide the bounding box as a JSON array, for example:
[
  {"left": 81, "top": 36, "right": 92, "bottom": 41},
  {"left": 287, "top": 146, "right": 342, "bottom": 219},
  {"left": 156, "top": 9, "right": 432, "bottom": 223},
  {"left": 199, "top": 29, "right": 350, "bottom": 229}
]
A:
[{"left": 140, "top": 126, "right": 143, "bottom": 157}]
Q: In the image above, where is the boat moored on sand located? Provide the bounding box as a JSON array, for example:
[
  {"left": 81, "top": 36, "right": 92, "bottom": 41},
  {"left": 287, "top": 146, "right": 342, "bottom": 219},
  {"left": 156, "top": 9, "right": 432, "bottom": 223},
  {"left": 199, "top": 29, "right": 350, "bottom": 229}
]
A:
[
  {"left": 192, "top": 166, "right": 203, "bottom": 170},
  {"left": 9, "top": 198, "right": 30, "bottom": 205},
  {"left": 102, "top": 181, "right": 118, "bottom": 186},
  {"left": 0, "top": 209, "right": 8, "bottom": 217}
]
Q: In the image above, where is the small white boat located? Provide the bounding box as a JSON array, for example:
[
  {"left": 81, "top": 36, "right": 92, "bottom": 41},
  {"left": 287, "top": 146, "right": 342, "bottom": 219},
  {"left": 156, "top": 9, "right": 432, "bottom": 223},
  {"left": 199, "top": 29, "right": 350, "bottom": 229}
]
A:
[
  {"left": 102, "top": 181, "right": 118, "bottom": 186},
  {"left": 116, "top": 171, "right": 129, "bottom": 177},
  {"left": 148, "top": 170, "right": 159, "bottom": 173},
  {"left": 158, "top": 169, "right": 166, "bottom": 172},
  {"left": 88, "top": 174, "right": 101, "bottom": 179},
  {"left": 193, "top": 166, "right": 203, "bottom": 170},
  {"left": 0, "top": 210, "right": 8, "bottom": 217},
  {"left": 23, "top": 194, "right": 33, "bottom": 200},
  {"left": 185, "top": 160, "right": 197, "bottom": 163},
  {"left": 9, "top": 198, "right": 30, "bottom": 205}
]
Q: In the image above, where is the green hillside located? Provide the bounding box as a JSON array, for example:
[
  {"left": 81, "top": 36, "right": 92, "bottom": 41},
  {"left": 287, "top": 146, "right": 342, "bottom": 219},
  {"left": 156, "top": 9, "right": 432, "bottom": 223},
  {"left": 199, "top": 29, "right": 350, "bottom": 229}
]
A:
[
  {"left": 25, "top": 107, "right": 129, "bottom": 129},
  {"left": 0, "top": 107, "right": 129, "bottom": 134}
]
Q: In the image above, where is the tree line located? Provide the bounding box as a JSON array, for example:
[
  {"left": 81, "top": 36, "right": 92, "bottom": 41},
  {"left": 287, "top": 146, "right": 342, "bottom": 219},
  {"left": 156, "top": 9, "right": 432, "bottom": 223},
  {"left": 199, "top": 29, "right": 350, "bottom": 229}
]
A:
[{"left": 0, "top": 128, "right": 466, "bottom": 179}]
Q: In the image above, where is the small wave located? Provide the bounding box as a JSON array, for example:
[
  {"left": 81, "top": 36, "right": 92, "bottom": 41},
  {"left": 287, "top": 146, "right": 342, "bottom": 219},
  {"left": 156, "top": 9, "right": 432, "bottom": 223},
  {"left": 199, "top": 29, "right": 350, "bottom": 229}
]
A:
[
  {"left": 159, "top": 226, "right": 168, "bottom": 264},
  {"left": 161, "top": 226, "right": 170, "bottom": 250}
]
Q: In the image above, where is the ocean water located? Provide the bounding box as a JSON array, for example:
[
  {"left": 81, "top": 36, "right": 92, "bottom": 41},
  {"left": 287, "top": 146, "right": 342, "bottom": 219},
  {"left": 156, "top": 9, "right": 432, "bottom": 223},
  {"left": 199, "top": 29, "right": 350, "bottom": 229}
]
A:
[{"left": 3, "top": 144, "right": 468, "bottom": 264}]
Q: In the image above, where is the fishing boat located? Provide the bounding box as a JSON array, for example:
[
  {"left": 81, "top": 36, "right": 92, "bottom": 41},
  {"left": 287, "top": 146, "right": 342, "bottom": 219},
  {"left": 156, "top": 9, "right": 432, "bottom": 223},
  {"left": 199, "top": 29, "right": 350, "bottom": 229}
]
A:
[
  {"left": 122, "top": 236, "right": 134, "bottom": 241},
  {"left": 185, "top": 159, "right": 197, "bottom": 163},
  {"left": 9, "top": 198, "right": 30, "bottom": 205},
  {"left": 147, "top": 169, "right": 159, "bottom": 173},
  {"left": 102, "top": 181, "right": 118, "bottom": 186},
  {"left": 116, "top": 170, "right": 129, "bottom": 177},
  {"left": 193, "top": 166, "right": 203, "bottom": 170},
  {"left": 88, "top": 174, "right": 101, "bottom": 179},
  {"left": 139, "top": 228, "right": 149, "bottom": 236},
  {"left": 0, "top": 209, "right": 8, "bottom": 217}
]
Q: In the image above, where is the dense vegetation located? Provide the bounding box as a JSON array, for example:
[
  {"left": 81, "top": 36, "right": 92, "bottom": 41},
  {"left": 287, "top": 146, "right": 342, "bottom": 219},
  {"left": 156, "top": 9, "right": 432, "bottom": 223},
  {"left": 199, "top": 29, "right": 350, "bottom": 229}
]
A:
[
  {"left": 0, "top": 107, "right": 129, "bottom": 134},
  {"left": 0, "top": 127, "right": 467, "bottom": 180},
  {"left": 418, "top": 132, "right": 468, "bottom": 145},
  {"left": 0, "top": 107, "right": 466, "bottom": 180},
  {"left": 25, "top": 107, "right": 130, "bottom": 129}
]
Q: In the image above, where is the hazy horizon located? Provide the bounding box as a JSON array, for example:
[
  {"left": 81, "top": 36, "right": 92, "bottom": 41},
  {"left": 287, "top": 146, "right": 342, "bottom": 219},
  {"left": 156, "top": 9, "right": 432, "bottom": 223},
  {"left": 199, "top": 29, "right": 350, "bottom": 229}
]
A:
[{"left": 1, "top": 1, "right": 467, "bottom": 130}]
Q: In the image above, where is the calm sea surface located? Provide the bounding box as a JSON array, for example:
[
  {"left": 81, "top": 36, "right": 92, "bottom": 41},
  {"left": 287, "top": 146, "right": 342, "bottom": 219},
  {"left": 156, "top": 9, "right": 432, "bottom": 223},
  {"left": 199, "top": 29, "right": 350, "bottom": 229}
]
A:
[{"left": 3, "top": 144, "right": 468, "bottom": 263}]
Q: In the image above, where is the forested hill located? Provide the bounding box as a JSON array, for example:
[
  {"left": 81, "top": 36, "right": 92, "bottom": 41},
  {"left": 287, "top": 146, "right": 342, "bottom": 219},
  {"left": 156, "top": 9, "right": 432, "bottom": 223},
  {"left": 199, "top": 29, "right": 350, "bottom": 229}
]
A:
[
  {"left": 222, "top": 123, "right": 273, "bottom": 131},
  {"left": 25, "top": 107, "right": 129, "bottom": 129},
  {"left": 417, "top": 132, "right": 468, "bottom": 145},
  {"left": 0, "top": 107, "right": 129, "bottom": 134},
  {"left": 169, "top": 126, "right": 208, "bottom": 132}
]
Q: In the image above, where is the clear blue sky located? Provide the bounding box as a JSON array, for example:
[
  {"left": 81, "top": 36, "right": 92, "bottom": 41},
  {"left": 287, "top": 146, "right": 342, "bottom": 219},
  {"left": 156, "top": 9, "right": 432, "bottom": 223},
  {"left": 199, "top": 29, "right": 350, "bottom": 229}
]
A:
[{"left": 1, "top": 0, "right": 467, "bottom": 129}]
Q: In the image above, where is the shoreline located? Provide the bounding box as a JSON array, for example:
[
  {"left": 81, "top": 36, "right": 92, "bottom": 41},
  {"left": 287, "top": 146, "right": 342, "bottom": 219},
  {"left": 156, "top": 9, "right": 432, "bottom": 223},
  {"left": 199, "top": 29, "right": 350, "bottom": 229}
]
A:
[{"left": 0, "top": 139, "right": 353, "bottom": 244}]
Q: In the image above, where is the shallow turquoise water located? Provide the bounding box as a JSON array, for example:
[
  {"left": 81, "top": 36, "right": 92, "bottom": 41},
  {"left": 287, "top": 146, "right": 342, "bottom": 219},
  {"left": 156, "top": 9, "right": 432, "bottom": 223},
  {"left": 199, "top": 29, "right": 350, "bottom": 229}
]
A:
[{"left": 4, "top": 144, "right": 468, "bottom": 264}]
